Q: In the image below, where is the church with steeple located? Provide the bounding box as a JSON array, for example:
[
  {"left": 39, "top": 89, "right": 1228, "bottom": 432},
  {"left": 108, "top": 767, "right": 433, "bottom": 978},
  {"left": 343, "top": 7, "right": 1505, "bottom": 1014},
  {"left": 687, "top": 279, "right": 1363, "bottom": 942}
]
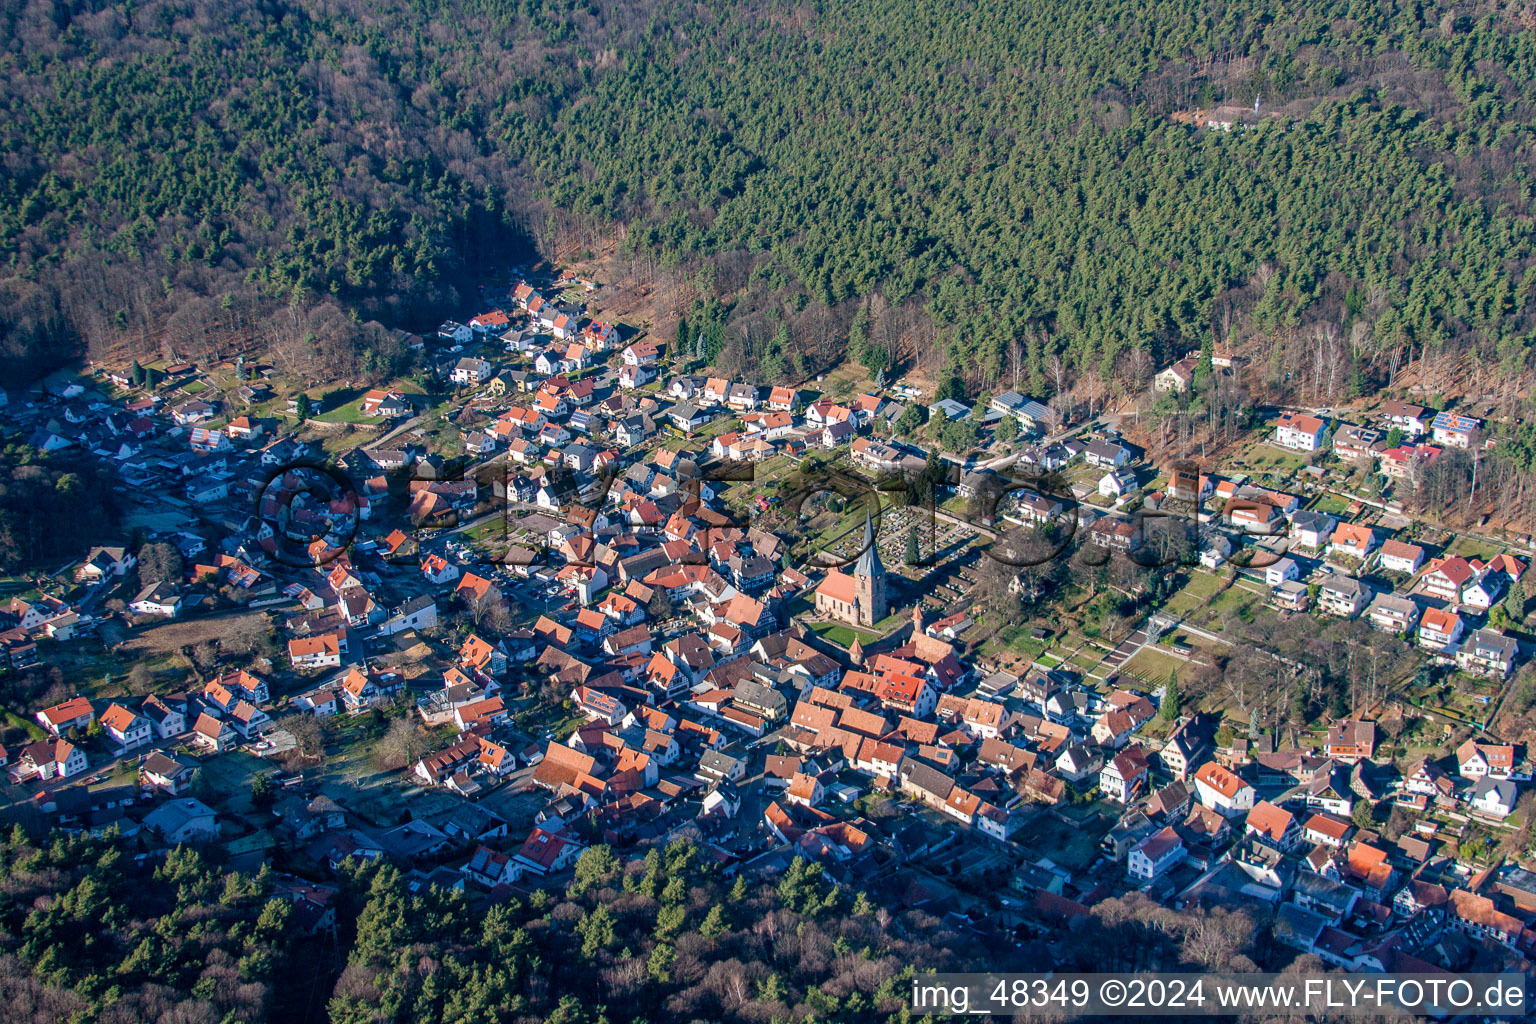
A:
[{"left": 812, "top": 512, "right": 889, "bottom": 628}]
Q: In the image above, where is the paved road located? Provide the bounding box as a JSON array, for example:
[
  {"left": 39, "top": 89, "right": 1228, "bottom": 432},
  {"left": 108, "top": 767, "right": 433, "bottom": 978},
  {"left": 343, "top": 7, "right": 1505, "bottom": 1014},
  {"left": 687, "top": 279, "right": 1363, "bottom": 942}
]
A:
[
  {"left": 1148, "top": 613, "right": 1233, "bottom": 649},
  {"left": 366, "top": 413, "right": 428, "bottom": 449}
]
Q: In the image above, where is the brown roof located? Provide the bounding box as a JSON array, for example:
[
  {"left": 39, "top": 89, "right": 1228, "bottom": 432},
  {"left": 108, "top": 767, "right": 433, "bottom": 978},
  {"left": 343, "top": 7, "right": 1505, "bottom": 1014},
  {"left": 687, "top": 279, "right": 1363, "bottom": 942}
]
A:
[
  {"left": 1194, "top": 762, "right": 1248, "bottom": 799},
  {"left": 1304, "top": 812, "right": 1352, "bottom": 841},
  {"left": 1379, "top": 538, "right": 1424, "bottom": 562},
  {"left": 814, "top": 569, "right": 857, "bottom": 604},
  {"left": 533, "top": 742, "right": 597, "bottom": 790},
  {"left": 98, "top": 703, "right": 141, "bottom": 733},
  {"left": 37, "top": 696, "right": 93, "bottom": 726},
  {"left": 1245, "top": 800, "right": 1293, "bottom": 840}
]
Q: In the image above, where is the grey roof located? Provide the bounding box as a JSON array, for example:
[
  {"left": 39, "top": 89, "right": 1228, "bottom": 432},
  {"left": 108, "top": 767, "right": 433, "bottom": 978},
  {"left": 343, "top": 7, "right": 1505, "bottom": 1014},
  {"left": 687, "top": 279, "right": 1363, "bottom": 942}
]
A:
[
  {"left": 1290, "top": 510, "right": 1336, "bottom": 532},
  {"left": 991, "top": 391, "right": 1027, "bottom": 412},
  {"left": 1320, "top": 575, "right": 1368, "bottom": 598},
  {"left": 1369, "top": 593, "right": 1418, "bottom": 616},
  {"left": 1058, "top": 744, "right": 1099, "bottom": 772},
  {"left": 141, "top": 751, "right": 194, "bottom": 777},
  {"left": 142, "top": 797, "right": 217, "bottom": 835},
  {"left": 928, "top": 398, "right": 971, "bottom": 420},
  {"left": 1019, "top": 399, "right": 1054, "bottom": 422},
  {"left": 733, "top": 679, "right": 786, "bottom": 715},
  {"left": 699, "top": 750, "right": 739, "bottom": 774},
  {"left": 1468, "top": 628, "right": 1518, "bottom": 659},
  {"left": 853, "top": 511, "right": 884, "bottom": 580},
  {"left": 899, "top": 760, "right": 956, "bottom": 801},
  {"left": 1085, "top": 439, "right": 1128, "bottom": 461},
  {"left": 1473, "top": 776, "right": 1517, "bottom": 805}
]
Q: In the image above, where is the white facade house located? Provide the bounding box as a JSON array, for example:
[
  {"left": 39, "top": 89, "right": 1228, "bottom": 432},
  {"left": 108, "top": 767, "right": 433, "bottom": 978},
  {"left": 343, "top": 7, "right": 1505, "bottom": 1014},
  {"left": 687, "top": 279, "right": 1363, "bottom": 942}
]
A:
[
  {"left": 100, "top": 704, "right": 152, "bottom": 750},
  {"left": 1265, "top": 558, "right": 1299, "bottom": 586},
  {"left": 1193, "top": 763, "right": 1255, "bottom": 816},
  {"left": 1127, "top": 826, "right": 1185, "bottom": 882},
  {"left": 1274, "top": 412, "right": 1325, "bottom": 451}
]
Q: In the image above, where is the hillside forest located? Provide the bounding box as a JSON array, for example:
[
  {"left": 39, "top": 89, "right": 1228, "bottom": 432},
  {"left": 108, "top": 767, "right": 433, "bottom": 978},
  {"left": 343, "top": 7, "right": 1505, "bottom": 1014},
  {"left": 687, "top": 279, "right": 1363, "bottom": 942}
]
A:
[
  {"left": 0, "top": 828, "right": 1283, "bottom": 1024},
  {"left": 2, "top": 0, "right": 1536, "bottom": 414}
]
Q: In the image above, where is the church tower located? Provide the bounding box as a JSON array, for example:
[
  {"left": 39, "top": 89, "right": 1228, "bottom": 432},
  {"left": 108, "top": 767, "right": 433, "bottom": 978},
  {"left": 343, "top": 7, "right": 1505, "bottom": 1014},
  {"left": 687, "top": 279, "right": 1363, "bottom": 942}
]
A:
[{"left": 852, "top": 511, "right": 888, "bottom": 627}]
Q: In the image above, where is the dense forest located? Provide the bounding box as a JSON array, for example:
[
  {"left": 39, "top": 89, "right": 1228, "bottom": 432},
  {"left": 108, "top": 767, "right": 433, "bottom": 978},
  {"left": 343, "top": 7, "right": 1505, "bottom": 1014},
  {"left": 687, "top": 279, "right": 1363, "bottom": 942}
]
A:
[
  {"left": 2, "top": 0, "right": 1536, "bottom": 402},
  {"left": 0, "top": 828, "right": 1284, "bottom": 1024},
  {"left": 0, "top": 830, "right": 299, "bottom": 1023},
  {"left": 0, "top": 442, "right": 119, "bottom": 569}
]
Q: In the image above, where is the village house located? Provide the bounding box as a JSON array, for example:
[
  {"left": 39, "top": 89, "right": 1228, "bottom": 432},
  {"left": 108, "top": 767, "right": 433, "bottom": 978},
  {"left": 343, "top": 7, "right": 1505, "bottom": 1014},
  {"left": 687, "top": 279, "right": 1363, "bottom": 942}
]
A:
[
  {"left": 35, "top": 696, "right": 94, "bottom": 736},
  {"left": 1326, "top": 523, "right": 1376, "bottom": 563},
  {"left": 360, "top": 389, "right": 410, "bottom": 418},
  {"left": 83, "top": 545, "right": 136, "bottom": 579},
  {"left": 1376, "top": 539, "right": 1425, "bottom": 575},
  {"left": 1193, "top": 762, "right": 1255, "bottom": 816},
  {"left": 515, "top": 828, "right": 583, "bottom": 875},
  {"left": 1456, "top": 628, "right": 1519, "bottom": 679},
  {"left": 1245, "top": 801, "right": 1301, "bottom": 852},
  {"left": 1470, "top": 778, "right": 1518, "bottom": 818},
  {"left": 1100, "top": 748, "right": 1150, "bottom": 804},
  {"left": 1317, "top": 576, "right": 1370, "bottom": 618},
  {"left": 100, "top": 703, "right": 153, "bottom": 750},
  {"left": 140, "top": 751, "right": 198, "bottom": 795},
  {"left": 470, "top": 309, "right": 511, "bottom": 335},
  {"left": 1323, "top": 720, "right": 1375, "bottom": 763},
  {"left": 1264, "top": 558, "right": 1299, "bottom": 587},
  {"left": 1127, "top": 826, "right": 1185, "bottom": 883},
  {"left": 192, "top": 713, "right": 236, "bottom": 752},
  {"left": 1153, "top": 356, "right": 1198, "bottom": 393},
  {"left": 1378, "top": 443, "right": 1442, "bottom": 480},
  {"left": 1225, "top": 500, "right": 1280, "bottom": 535},
  {"left": 451, "top": 357, "right": 494, "bottom": 386},
  {"left": 1380, "top": 401, "right": 1429, "bottom": 436},
  {"left": 18, "top": 738, "right": 87, "bottom": 780},
  {"left": 623, "top": 341, "right": 659, "bottom": 367},
  {"left": 1332, "top": 424, "right": 1384, "bottom": 462},
  {"left": 1083, "top": 439, "right": 1130, "bottom": 469},
  {"left": 1421, "top": 556, "right": 1479, "bottom": 603},
  {"left": 1274, "top": 411, "right": 1326, "bottom": 451},
  {"left": 1418, "top": 606, "right": 1464, "bottom": 653},
  {"left": 1288, "top": 511, "right": 1336, "bottom": 550},
  {"left": 129, "top": 581, "right": 183, "bottom": 618},
  {"left": 1430, "top": 411, "right": 1481, "bottom": 448},
  {"left": 1367, "top": 593, "right": 1420, "bottom": 635},
  {"left": 1302, "top": 812, "right": 1352, "bottom": 848},
  {"left": 289, "top": 634, "right": 342, "bottom": 669},
  {"left": 1457, "top": 739, "right": 1517, "bottom": 780}
]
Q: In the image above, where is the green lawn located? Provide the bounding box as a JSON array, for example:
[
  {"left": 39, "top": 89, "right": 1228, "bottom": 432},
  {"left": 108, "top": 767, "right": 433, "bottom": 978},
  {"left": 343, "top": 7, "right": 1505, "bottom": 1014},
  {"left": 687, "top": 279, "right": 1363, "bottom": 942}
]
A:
[
  {"left": 1120, "top": 647, "right": 1186, "bottom": 684},
  {"left": 314, "top": 396, "right": 377, "bottom": 424},
  {"left": 1167, "top": 577, "right": 1228, "bottom": 617},
  {"left": 978, "top": 629, "right": 1046, "bottom": 660},
  {"left": 1173, "top": 571, "right": 1225, "bottom": 603},
  {"left": 1227, "top": 435, "right": 1309, "bottom": 478},
  {"left": 1309, "top": 493, "right": 1351, "bottom": 515},
  {"left": 808, "top": 622, "right": 880, "bottom": 647},
  {"left": 1449, "top": 535, "right": 1504, "bottom": 562},
  {"left": 1068, "top": 650, "right": 1104, "bottom": 672},
  {"left": 1199, "top": 584, "right": 1261, "bottom": 625}
]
